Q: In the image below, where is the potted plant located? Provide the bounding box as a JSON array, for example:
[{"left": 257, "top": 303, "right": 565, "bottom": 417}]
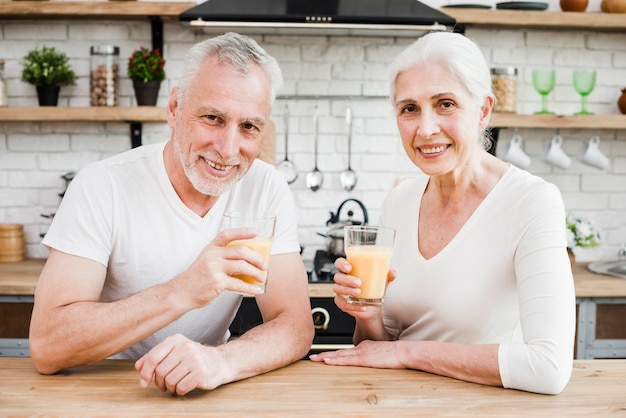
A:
[
  {"left": 127, "top": 46, "right": 166, "bottom": 106},
  {"left": 20, "top": 45, "right": 77, "bottom": 106},
  {"left": 566, "top": 212, "right": 601, "bottom": 266}
]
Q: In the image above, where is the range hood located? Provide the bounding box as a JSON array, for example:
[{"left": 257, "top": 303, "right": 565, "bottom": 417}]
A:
[{"left": 179, "top": 0, "right": 456, "bottom": 37}]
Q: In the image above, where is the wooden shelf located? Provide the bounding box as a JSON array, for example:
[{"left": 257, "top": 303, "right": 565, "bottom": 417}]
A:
[
  {"left": 0, "top": 1, "right": 195, "bottom": 20},
  {"left": 0, "top": 107, "right": 166, "bottom": 123},
  {"left": 490, "top": 113, "right": 626, "bottom": 129},
  {"left": 442, "top": 8, "right": 626, "bottom": 32},
  {"left": 1, "top": 108, "right": 624, "bottom": 129}
]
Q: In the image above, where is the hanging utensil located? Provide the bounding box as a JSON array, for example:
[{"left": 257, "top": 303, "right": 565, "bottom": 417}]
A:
[
  {"left": 305, "top": 105, "right": 324, "bottom": 192},
  {"left": 275, "top": 103, "right": 298, "bottom": 184},
  {"left": 340, "top": 105, "right": 357, "bottom": 191}
]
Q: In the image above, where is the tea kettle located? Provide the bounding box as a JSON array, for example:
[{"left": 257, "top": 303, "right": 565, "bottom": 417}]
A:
[{"left": 320, "top": 198, "right": 369, "bottom": 256}]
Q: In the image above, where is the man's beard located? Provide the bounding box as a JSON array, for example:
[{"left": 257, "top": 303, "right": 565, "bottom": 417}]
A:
[{"left": 175, "top": 139, "right": 248, "bottom": 196}]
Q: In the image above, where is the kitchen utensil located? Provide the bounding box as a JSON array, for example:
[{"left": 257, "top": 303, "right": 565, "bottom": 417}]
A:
[
  {"left": 442, "top": 3, "right": 492, "bottom": 8},
  {"left": 540, "top": 133, "right": 571, "bottom": 169},
  {"left": 578, "top": 135, "right": 609, "bottom": 170},
  {"left": 340, "top": 106, "right": 357, "bottom": 191},
  {"left": 560, "top": 0, "right": 588, "bottom": 11},
  {"left": 305, "top": 106, "right": 324, "bottom": 192},
  {"left": 497, "top": 132, "right": 531, "bottom": 168},
  {"left": 276, "top": 103, "right": 298, "bottom": 184},
  {"left": 573, "top": 69, "right": 596, "bottom": 115},
  {"left": 319, "top": 198, "right": 369, "bottom": 256},
  {"left": 496, "top": 1, "right": 548, "bottom": 9}
]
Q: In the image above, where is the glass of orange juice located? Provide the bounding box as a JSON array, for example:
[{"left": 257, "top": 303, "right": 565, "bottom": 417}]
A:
[
  {"left": 344, "top": 225, "right": 395, "bottom": 306},
  {"left": 223, "top": 212, "right": 276, "bottom": 293}
]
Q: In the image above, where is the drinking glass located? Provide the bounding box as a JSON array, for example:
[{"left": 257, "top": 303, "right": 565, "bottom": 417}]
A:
[
  {"left": 223, "top": 212, "right": 276, "bottom": 293},
  {"left": 573, "top": 69, "right": 596, "bottom": 115},
  {"left": 532, "top": 69, "right": 556, "bottom": 114},
  {"left": 344, "top": 225, "right": 396, "bottom": 306}
]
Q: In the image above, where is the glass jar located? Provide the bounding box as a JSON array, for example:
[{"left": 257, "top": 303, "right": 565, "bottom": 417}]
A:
[
  {"left": 491, "top": 67, "right": 518, "bottom": 113},
  {"left": 90, "top": 45, "right": 119, "bottom": 107},
  {"left": 0, "top": 59, "right": 8, "bottom": 107}
]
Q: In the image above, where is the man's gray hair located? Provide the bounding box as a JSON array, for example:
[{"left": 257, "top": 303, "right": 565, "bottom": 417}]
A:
[{"left": 177, "top": 32, "right": 283, "bottom": 105}]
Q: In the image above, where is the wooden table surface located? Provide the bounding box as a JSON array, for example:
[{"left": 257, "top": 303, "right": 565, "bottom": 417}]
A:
[
  {"left": 2, "top": 259, "right": 626, "bottom": 298},
  {"left": 1, "top": 358, "right": 625, "bottom": 416}
]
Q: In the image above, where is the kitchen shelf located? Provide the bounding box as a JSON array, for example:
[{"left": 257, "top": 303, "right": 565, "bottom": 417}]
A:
[
  {"left": 0, "top": 107, "right": 166, "bottom": 123},
  {"left": 1, "top": 108, "right": 624, "bottom": 130},
  {"left": 442, "top": 8, "right": 626, "bottom": 32},
  {"left": 0, "top": 1, "right": 195, "bottom": 20},
  {"left": 490, "top": 113, "right": 626, "bottom": 130}
]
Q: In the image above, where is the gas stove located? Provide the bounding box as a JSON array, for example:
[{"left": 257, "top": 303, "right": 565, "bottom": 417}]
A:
[{"left": 310, "top": 249, "right": 339, "bottom": 282}]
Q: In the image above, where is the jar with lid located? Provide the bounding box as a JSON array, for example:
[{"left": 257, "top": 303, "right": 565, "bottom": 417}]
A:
[
  {"left": 90, "top": 45, "right": 119, "bottom": 107},
  {"left": 491, "top": 67, "right": 518, "bottom": 113},
  {"left": 0, "top": 59, "right": 8, "bottom": 107}
]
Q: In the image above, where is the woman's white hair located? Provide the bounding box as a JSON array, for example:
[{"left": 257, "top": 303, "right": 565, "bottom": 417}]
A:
[{"left": 389, "top": 31, "right": 495, "bottom": 149}]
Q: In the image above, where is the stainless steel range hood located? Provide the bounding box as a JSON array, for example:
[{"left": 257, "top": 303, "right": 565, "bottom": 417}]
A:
[{"left": 179, "top": 0, "right": 456, "bottom": 37}]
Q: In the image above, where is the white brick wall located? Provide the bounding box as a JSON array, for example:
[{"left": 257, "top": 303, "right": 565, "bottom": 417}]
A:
[{"left": 0, "top": 17, "right": 625, "bottom": 261}]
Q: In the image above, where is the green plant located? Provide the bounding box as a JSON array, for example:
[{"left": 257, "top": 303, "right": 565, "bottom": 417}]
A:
[
  {"left": 20, "top": 46, "right": 77, "bottom": 87},
  {"left": 566, "top": 212, "right": 601, "bottom": 248},
  {"left": 127, "top": 47, "right": 166, "bottom": 83}
]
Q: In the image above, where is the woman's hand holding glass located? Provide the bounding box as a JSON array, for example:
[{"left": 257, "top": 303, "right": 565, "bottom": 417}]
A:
[{"left": 332, "top": 257, "right": 396, "bottom": 321}]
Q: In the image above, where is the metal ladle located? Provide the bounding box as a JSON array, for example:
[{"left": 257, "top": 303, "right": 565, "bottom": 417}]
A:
[
  {"left": 340, "top": 105, "right": 357, "bottom": 191},
  {"left": 305, "top": 106, "right": 324, "bottom": 192},
  {"left": 275, "top": 103, "right": 298, "bottom": 184}
]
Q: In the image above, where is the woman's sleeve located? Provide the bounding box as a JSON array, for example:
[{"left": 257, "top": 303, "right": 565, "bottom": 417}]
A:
[{"left": 498, "top": 182, "right": 576, "bottom": 394}]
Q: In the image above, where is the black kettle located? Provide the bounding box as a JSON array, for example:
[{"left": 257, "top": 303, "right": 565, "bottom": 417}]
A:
[{"left": 320, "top": 198, "right": 369, "bottom": 256}]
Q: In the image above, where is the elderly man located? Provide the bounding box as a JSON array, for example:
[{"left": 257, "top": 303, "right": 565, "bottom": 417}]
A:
[{"left": 30, "top": 32, "right": 314, "bottom": 396}]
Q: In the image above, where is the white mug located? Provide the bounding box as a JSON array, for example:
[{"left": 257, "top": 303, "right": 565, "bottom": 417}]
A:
[
  {"left": 541, "top": 135, "right": 571, "bottom": 169},
  {"left": 578, "top": 136, "right": 609, "bottom": 170},
  {"left": 498, "top": 134, "right": 531, "bottom": 168}
]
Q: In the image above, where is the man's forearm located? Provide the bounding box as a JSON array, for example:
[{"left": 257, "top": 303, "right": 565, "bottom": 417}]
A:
[{"left": 30, "top": 282, "right": 188, "bottom": 374}]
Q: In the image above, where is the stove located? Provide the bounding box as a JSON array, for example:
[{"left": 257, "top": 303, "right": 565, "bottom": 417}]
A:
[
  {"left": 311, "top": 249, "right": 339, "bottom": 282},
  {"left": 229, "top": 248, "right": 355, "bottom": 354}
]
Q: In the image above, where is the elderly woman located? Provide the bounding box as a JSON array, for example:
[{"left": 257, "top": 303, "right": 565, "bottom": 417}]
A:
[{"left": 310, "top": 32, "right": 575, "bottom": 395}]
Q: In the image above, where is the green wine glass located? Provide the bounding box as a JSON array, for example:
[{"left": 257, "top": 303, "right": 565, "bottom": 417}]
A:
[
  {"left": 573, "top": 69, "right": 596, "bottom": 115},
  {"left": 532, "top": 69, "right": 556, "bottom": 115}
]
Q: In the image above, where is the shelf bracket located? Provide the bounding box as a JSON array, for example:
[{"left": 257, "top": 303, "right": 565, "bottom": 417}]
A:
[
  {"left": 129, "top": 122, "right": 142, "bottom": 148},
  {"left": 150, "top": 16, "right": 164, "bottom": 52}
]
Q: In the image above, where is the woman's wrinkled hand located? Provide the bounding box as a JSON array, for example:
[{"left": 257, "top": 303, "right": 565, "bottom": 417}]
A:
[
  {"left": 331, "top": 257, "right": 396, "bottom": 321},
  {"left": 309, "top": 340, "right": 406, "bottom": 369}
]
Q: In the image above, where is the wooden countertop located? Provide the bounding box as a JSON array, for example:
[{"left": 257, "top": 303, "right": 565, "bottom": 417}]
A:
[
  {"left": 1, "top": 358, "right": 624, "bottom": 416},
  {"left": 2, "top": 259, "right": 626, "bottom": 299}
]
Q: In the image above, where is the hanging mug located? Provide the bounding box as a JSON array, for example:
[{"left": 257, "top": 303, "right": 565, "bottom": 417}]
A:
[
  {"left": 541, "top": 135, "right": 571, "bottom": 169},
  {"left": 498, "top": 134, "right": 531, "bottom": 168},
  {"left": 578, "top": 136, "right": 609, "bottom": 170}
]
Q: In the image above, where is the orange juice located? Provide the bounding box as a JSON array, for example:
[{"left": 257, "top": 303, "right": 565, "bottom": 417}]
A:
[
  {"left": 227, "top": 237, "right": 273, "bottom": 287},
  {"left": 346, "top": 245, "right": 393, "bottom": 301}
]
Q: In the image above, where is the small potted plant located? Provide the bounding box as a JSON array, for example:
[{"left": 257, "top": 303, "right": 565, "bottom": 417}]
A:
[
  {"left": 20, "top": 45, "right": 77, "bottom": 106},
  {"left": 566, "top": 212, "right": 601, "bottom": 265},
  {"left": 127, "top": 46, "right": 166, "bottom": 106}
]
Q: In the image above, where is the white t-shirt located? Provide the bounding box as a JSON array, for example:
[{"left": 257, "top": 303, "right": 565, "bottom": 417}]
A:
[
  {"left": 379, "top": 165, "right": 575, "bottom": 394},
  {"left": 43, "top": 141, "right": 301, "bottom": 359}
]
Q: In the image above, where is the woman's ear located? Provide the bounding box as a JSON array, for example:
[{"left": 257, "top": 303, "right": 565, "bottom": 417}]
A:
[{"left": 478, "top": 95, "right": 495, "bottom": 132}]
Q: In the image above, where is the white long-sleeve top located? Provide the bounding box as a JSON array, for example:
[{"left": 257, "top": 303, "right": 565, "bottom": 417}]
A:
[{"left": 379, "top": 165, "right": 575, "bottom": 394}]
